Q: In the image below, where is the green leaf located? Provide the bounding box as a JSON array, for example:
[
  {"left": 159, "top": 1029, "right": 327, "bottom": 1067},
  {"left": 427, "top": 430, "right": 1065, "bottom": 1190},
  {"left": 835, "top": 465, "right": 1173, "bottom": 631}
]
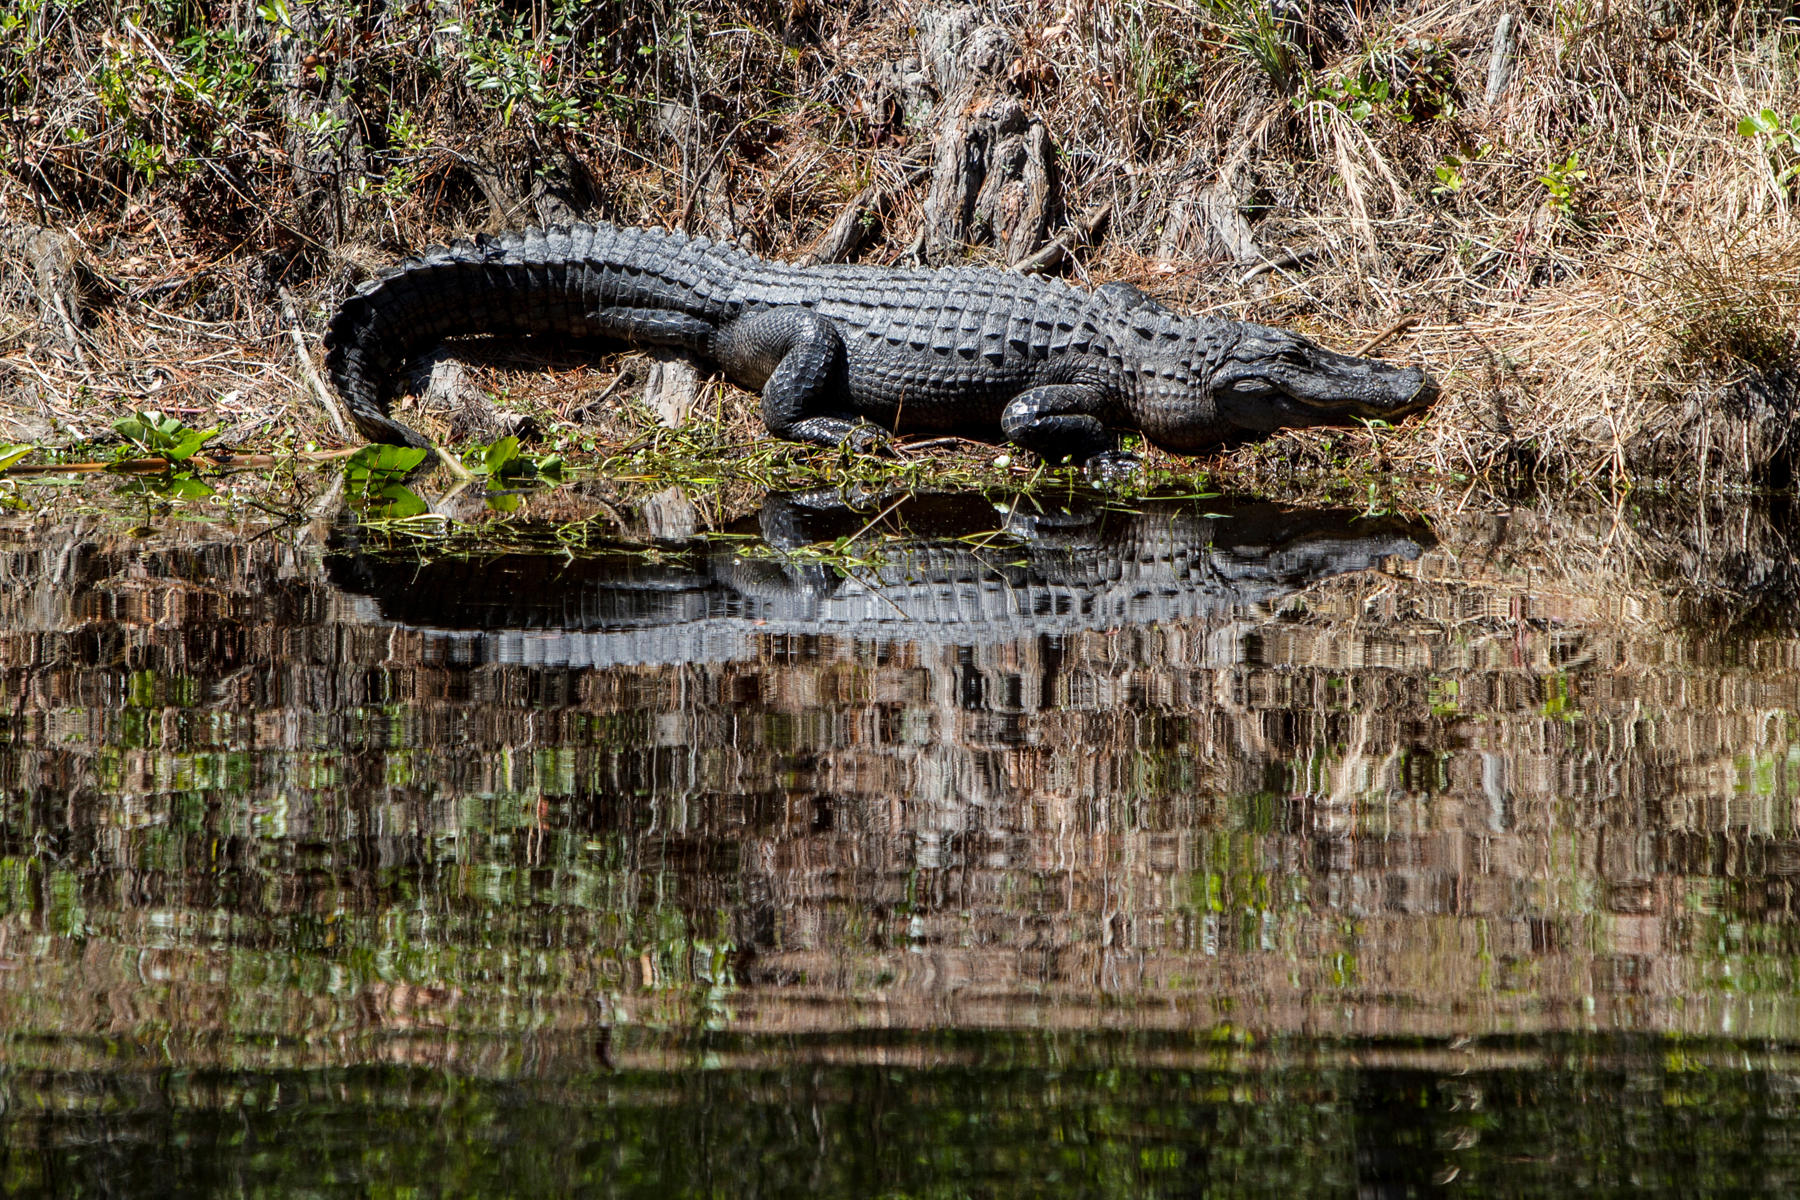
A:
[
  {"left": 361, "top": 483, "right": 429, "bottom": 519},
  {"left": 481, "top": 436, "right": 522, "bottom": 477},
  {"left": 166, "top": 425, "right": 219, "bottom": 463},
  {"left": 113, "top": 416, "right": 150, "bottom": 448},
  {"left": 162, "top": 475, "right": 217, "bottom": 500},
  {"left": 345, "top": 444, "right": 428, "bottom": 481},
  {"left": 0, "top": 444, "right": 33, "bottom": 473}
]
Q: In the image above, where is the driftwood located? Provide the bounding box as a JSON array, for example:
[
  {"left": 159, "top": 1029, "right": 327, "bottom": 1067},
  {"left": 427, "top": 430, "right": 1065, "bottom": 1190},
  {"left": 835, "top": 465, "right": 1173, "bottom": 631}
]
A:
[
  {"left": 798, "top": 152, "right": 932, "bottom": 267},
  {"left": 643, "top": 356, "right": 703, "bottom": 429}
]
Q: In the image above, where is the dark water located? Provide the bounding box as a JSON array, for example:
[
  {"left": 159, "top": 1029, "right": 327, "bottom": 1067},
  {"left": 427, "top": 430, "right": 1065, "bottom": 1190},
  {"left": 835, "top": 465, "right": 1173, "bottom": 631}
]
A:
[{"left": 2, "top": 481, "right": 1798, "bottom": 1196}]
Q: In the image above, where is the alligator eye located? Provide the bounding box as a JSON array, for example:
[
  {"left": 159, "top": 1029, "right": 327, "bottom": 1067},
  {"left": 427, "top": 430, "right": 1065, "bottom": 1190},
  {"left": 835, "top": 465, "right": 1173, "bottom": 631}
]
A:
[{"left": 1228, "top": 376, "right": 1277, "bottom": 398}]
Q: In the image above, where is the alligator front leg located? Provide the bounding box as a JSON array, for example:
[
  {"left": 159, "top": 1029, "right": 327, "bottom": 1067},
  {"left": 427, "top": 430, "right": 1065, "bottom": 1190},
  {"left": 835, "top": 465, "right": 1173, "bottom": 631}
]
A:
[
  {"left": 712, "top": 307, "right": 889, "bottom": 453},
  {"left": 1000, "top": 384, "right": 1124, "bottom": 469}
]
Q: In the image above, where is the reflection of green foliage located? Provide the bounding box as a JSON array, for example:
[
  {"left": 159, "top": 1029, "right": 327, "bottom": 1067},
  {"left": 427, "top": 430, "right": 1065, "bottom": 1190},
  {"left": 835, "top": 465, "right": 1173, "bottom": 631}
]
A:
[
  {"left": 125, "top": 668, "right": 199, "bottom": 709},
  {"left": 344, "top": 444, "right": 430, "bottom": 517},
  {"left": 1, "top": 1038, "right": 1793, "bottom": 1195},
  {"left": 1540, "top": 671, "right": 1580, "bottom": 722}
]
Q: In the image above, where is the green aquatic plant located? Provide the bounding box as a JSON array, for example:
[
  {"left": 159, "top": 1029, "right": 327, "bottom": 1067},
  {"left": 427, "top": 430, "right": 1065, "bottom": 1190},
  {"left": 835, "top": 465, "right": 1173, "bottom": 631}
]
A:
[
  {"left": 461, "top": 435, "right": 565, "bottom": 482},
  {"left": 112, "top": 410, "right": 218, "bottom": 462},
  {"left": 108, "top": 412, "right": 220, "bottom": 508},
  {"left": 342, "top": 443, "right": 429, "bottom": 518}
]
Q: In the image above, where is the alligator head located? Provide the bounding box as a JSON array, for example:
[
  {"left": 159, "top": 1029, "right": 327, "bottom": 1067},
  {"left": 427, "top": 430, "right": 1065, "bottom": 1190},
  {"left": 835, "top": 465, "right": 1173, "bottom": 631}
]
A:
[{"left": 1206, "top": 323, "right": 1435, "bottom": 435}]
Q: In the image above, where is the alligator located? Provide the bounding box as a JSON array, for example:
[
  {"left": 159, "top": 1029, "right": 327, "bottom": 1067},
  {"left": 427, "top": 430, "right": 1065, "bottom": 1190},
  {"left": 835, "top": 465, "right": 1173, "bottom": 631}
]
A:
[
  {"left": 324, "top": 223, "right": 1433, "bottom": 468},
  {"left": 325, "top": 489, "right": 1432, "bottom": 667}
]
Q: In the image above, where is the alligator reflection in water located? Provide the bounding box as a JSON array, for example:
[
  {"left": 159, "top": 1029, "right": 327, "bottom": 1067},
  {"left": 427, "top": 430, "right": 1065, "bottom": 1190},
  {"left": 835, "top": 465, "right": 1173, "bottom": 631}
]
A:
[
  {"left": 3, "top": 483, "right": 1800, "bottom": 1194},
  {"left": 325, "top": 490, "right": 1432, "bottom": 663}
]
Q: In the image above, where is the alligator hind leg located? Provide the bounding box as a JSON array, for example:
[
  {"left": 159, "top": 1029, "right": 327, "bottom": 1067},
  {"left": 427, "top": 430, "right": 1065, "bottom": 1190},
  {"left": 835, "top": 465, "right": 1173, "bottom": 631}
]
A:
[
  {"left": 1001, "top": 384, "right": 1122, "bottom": 467},
  {"left": 711, "top": 307, "right": 889, "bottom": 452}
]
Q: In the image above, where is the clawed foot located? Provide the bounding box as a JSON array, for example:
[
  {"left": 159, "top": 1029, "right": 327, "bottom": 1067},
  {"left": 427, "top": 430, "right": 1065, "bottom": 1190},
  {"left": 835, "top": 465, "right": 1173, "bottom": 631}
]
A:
[
  {"left": 1081, "top": 449, "right": 1141, "bottom": 482},
  {"left": 843, "top": 423, "right": 895, "bottom": 457}
]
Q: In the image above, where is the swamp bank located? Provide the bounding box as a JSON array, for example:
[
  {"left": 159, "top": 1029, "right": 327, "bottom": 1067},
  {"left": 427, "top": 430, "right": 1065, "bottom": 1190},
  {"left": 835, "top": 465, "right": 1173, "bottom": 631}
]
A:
[{"left": 1, "top": 0, "right": 1798, "bottom": 494}]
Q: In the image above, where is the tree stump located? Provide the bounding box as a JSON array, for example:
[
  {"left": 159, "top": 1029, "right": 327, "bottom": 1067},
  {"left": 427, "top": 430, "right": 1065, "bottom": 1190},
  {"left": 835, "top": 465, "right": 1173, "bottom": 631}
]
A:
[{"left": 855, "top": 6, "right": 1065, "bottom": 265}]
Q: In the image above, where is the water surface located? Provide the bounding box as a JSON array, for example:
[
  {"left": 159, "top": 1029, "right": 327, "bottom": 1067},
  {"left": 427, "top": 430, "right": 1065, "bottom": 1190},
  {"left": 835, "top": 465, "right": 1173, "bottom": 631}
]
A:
[{"left": 1, "top": 480, "right": 1797, "bottom": 1195}]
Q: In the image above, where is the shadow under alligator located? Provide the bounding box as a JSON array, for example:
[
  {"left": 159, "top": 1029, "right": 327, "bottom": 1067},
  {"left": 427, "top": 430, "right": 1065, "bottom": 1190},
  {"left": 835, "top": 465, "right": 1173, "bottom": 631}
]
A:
[{"left": 324, "top": 490, "right": 1434, "bottom": 666}]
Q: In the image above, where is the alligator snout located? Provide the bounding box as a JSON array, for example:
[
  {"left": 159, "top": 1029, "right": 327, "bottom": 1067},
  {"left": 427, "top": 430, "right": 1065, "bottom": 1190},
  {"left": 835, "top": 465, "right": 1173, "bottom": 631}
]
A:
[{"left": 1208, "top": 325, "right": 1436, "bottom": 432}]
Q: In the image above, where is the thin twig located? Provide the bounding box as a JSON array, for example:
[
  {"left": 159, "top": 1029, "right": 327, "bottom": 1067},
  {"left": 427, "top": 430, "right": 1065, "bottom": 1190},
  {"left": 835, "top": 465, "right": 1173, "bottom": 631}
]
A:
[
  {"left": 1237, "top": 247, "right": 1319, "bottom": 286},
  {"left": 1352, "top": 315, "right": 1420, "bottom": 358}
]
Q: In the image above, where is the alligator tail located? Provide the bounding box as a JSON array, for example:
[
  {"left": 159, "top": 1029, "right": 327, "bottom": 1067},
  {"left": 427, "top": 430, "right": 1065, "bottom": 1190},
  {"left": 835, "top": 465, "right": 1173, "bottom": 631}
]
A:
[{"left": 323, "top": 223, "right": 748, "bottom": 446}]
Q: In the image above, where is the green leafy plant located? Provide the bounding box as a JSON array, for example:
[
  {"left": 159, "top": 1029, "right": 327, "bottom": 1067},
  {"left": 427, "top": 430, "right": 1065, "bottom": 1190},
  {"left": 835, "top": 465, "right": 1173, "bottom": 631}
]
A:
[
  {"left": 343, "top": 444, "right": 431, "bottom": 518},
  {"left": 1737, "top": 108, "right": 1800, "bottom": 195},
  {"left": 1537, "top": 152, "right": 1587, "bottom": 215},
  {"left": 1433, "top": 158, "right": 1464, "bottom": 195},
  {"left": 462, "top": 436, "right": 564, "bottom": 482},
  {"left": 1201, "top": 0, "right": 1299, "bottom": 95},
  {"left": 110, "top": 412, "right": 220, "bottom": 505},
  {"left": 345, "top": 444, "right": 429, "bottom": 480},
  {"left": 1302, "top": 38, "right": 1457, "bottom": 125},
  {"left": 113, "top": 411, "right": 219, "bottom": 462},
  {"left": 0, "top": 443, "right": 33, "bottom": 473},
  {"left": 451, "top": 3, "right": 625, "bottom": 129}
]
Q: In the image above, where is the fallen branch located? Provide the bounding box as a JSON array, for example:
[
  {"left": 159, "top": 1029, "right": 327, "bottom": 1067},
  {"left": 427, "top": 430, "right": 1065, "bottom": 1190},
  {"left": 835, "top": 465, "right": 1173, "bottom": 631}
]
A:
[
  {"left": 1237, "top": 246, "right": 1319, "bottom": 286},
  {"left": 1016, "top": 202, "right": 1114, "bottom": 276},
  {"left": 798, "top": 154, "right": 933, "bottom": 267},
  {"left": 279, "top": 286, "right": 351, "bottom": 439}
]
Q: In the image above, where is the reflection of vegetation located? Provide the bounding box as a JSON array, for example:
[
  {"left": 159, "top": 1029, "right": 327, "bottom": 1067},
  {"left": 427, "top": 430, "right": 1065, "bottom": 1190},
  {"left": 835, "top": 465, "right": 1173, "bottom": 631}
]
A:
[
  {"left": 0, "top": 1038, "right": 1796, "bottom": 1196},
  {"left": 2, "top": 487, "right": 1800, "bottom": 1192},
  {"left": 343, "top": 443, "right": 429, "bottom": 518}
]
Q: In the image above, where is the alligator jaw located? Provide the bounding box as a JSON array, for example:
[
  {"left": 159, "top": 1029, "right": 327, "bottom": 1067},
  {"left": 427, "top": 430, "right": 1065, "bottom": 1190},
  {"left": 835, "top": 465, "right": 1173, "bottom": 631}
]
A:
[{"left": 1208, "top": 324, "right": 1435, "bottom": 433}]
